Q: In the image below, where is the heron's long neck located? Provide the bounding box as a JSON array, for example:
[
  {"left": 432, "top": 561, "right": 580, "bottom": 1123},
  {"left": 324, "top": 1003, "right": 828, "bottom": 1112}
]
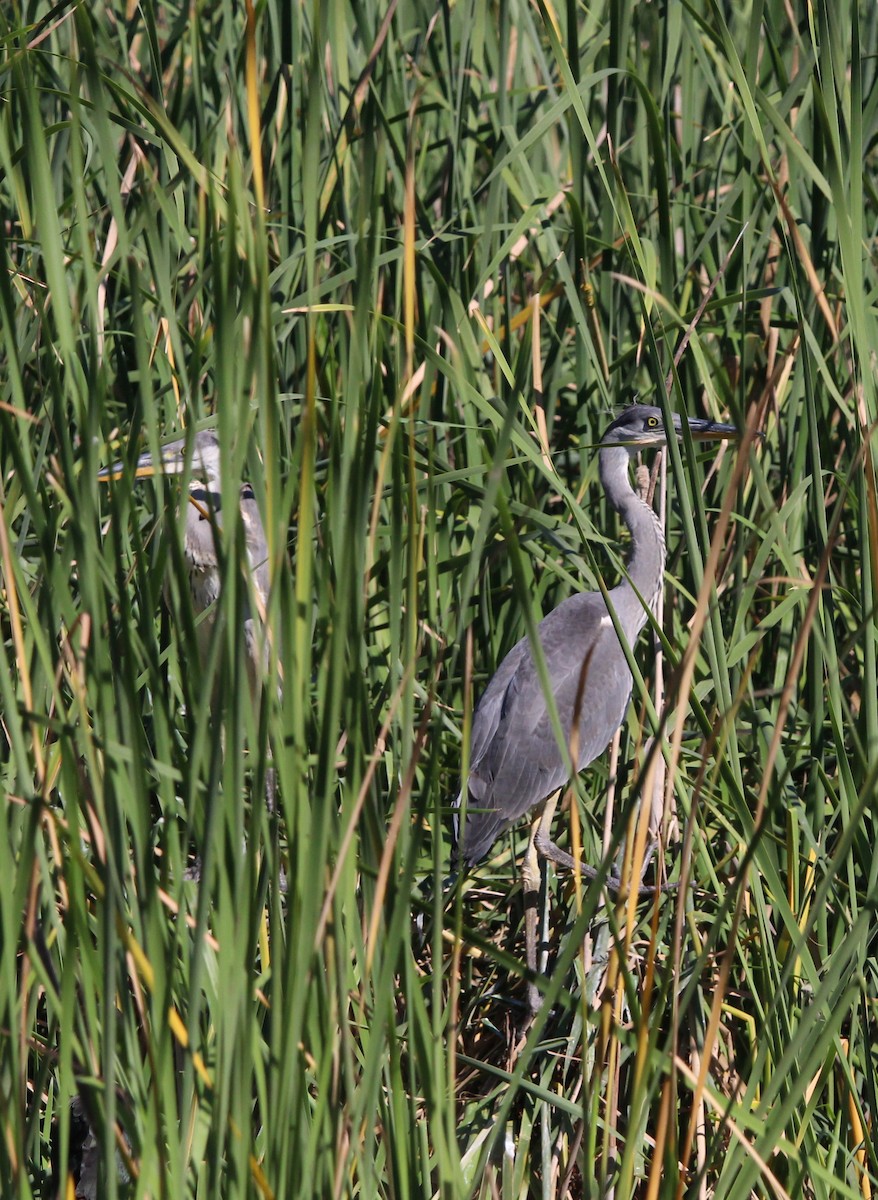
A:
[{"left": 598, "top": 444, "right": 666, "bottom": 627}]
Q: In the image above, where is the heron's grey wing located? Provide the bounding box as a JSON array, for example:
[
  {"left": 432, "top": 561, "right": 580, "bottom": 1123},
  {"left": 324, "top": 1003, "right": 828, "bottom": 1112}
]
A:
[
  {"left": 451, "top": 639, "right": 528, "bottom": 856},
  {"left": 466, "top": 638, "right": 531, "bottom": 767},
  {"left": 458, "top": 590, "right": 633, "bottom": 865},
  {"left": 531, "top": 590, "right": 637, "bottom": 774}
]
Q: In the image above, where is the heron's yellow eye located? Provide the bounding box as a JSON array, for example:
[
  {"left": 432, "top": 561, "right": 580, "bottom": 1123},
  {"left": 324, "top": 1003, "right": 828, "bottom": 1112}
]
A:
[{"left": 647, "top": 416, "right": 659, "bottom": 427}]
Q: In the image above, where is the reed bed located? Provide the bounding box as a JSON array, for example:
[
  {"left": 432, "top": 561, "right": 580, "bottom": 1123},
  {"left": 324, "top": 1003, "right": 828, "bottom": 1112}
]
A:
[{"left": 1, "top": 1, "right": 876, "bottom": 1195}]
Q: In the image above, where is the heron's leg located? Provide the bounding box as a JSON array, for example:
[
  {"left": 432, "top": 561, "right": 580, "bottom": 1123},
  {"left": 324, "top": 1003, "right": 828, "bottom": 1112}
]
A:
[
  {"left": 521, "top": 808, "right": 544, "bottom": 1016},
  {"left": 521, "top": 790, "right": 562, "bottom": 1015},
  {"left": 639, "top": 836, "right": 657, "bottom": 883},
  {"left": 264, "top": 766, "right": 277, "bottom": 814},
  {"left": 534, "top": 821, "right": 670, "bottom": 899}
]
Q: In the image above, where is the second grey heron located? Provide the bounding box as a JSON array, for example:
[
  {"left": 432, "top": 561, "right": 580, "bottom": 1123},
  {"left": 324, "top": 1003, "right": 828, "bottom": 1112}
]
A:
[
  {"left": 100, "top": 430, "right": 273, "bottom": 701},
  {"left": 453, "top": 404, "right": 739, "bottom": 1012}
]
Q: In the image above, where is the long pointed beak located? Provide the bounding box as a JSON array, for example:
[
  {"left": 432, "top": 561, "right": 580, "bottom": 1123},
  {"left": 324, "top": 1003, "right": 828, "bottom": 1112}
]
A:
[
  {"left": 98, "top": 446, "right": 187, "bottom": 483},
  {"left": 98, "top": 463, "right": 126, "bottom": 483},
  {"left": 97, "top": 461, "right": 158, "bottom": 482},
  {"left": 683, "top": 416, "right": 739, "bottom": 441}
]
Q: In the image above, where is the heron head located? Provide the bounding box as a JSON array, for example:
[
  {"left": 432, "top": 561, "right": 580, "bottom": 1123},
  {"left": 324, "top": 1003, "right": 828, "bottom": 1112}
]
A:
[
  {"left": 601, "top": 404, "right": 738, "bottom": 449},
  {"left": 99, "top": 430, "right": 224, "bottom": 488}
]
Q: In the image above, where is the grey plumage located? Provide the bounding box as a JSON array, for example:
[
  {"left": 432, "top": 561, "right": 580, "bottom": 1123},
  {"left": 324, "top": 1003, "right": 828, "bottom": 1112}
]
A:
[{"left": 454, "top": 404, "right": 737, "bottom": 874}]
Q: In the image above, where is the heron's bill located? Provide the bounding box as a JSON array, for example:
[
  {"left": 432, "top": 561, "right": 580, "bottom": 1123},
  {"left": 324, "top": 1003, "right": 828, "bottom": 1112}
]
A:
[
  {"left": 688, "top": 420, "right": 739, "bottom": 441},
  {"left": 98, "top": 455, "right": 181, "bottom": 482}
]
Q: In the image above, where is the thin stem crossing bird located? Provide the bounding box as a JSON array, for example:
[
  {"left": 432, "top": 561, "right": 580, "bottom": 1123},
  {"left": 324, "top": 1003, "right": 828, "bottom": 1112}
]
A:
[{"left": 453, "top": 404, "right": 738, "bottom": 1014}]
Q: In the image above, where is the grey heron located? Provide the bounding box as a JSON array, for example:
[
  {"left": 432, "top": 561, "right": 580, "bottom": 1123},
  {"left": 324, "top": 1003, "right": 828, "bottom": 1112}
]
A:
[
  {"left": 100, "top": 429, "right": 279, "bottom": 842},
  {"left": 453, "top": 404, "right": 738, "bottom": 1012},
  {"left": 100, "top": 430, "right": 273, "bottom": 701}
]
